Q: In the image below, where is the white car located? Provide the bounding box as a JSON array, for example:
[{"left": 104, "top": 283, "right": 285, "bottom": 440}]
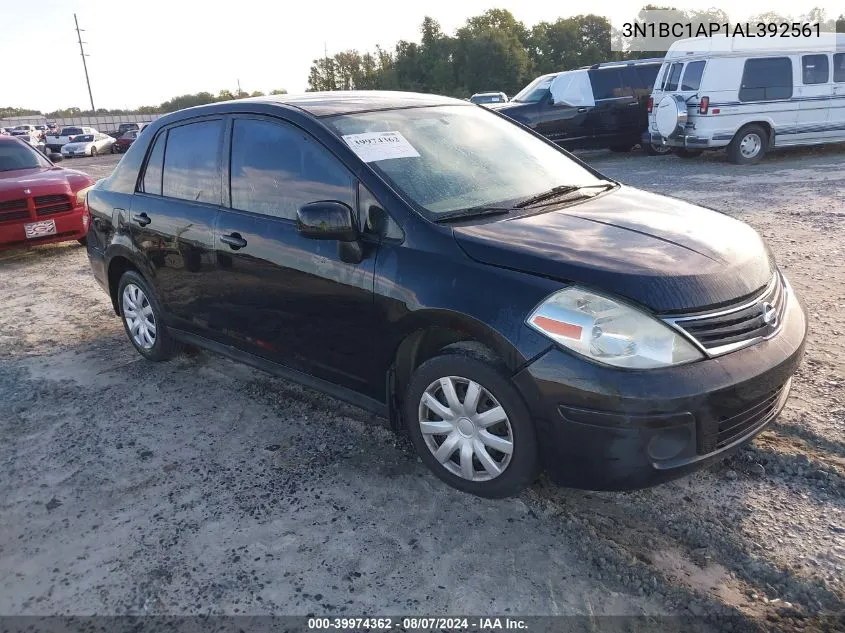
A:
[
  {"left": 645, "top": 34, "right": 845, "bottom": 164},
  {"left": 61, "top": 132, "right": 116, "bottom": 157}
]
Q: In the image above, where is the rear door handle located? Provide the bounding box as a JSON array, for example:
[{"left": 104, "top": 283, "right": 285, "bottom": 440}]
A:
[
  {"left": 220, "top": 233, "right": 247, "bottom": 249},
  {"left": 131, "top": 212, "right": 151, "bottom": 227},
  {"left": 576, "top": 107, "right": 587, "bottom": 113}
]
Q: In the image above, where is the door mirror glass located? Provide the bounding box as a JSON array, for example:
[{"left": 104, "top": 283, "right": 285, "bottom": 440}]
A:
[{"left": 296, "top": 201, "right": 358, "bottom": 242}]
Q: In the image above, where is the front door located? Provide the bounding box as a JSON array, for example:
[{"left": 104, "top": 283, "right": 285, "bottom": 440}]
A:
[
  {"left": 129, "top": 118, "right": 223, "bottom": 335},
  {"left": 211, "top": 116, "right": 380, "bottom": 396}
]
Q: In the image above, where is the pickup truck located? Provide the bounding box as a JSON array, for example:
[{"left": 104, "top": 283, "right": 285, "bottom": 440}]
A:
[{"left": 46, "top": 126, "right": 98, "bottom": 152}]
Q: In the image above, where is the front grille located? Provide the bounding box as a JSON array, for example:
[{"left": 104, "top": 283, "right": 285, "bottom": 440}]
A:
[
  {"left": 697, "top": 380, "right": 790, "bottom": 455},
  {"left": 666, "top": 273, "right": 787, "bottom": 356},
  {"left": 0, "top": 198, "right": 28, "bottom": 222},
  {"left": 34, "top": 194, "right": 73, "bottom": 217}
]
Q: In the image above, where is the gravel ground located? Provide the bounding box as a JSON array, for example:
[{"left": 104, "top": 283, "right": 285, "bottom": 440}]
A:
[{"left": 0, "top": 147, "right": 843, "bottom": 631}]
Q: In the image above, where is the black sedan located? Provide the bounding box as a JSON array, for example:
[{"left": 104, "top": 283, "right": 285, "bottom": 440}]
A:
[{"left": 85, "top": 91, "right": 806, "bottom": 498}]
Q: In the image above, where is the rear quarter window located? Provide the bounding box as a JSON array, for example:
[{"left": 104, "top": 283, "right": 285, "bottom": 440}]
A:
[
  {"left": 680, "top": 61, "right": 706, "bottom": 91},
  {"left": 739, "top": 57, "right": 793, "bottom": 102},
  {"left": 161, "top": 120, "right": 223, "bottom": 204},
  {"left": 835, "top": 54, "right": 845, "bottom": 82}
]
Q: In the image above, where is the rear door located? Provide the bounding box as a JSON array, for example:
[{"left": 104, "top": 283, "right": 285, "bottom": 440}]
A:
[
  {"left": 129, "top": 118, "right": 222, "bottom": 335},
  {"left": 586, "top": 67, "right": 635, "bottom": 147},
  {"left": 211, "top": 115, "right": 380, "bottom": 396}
]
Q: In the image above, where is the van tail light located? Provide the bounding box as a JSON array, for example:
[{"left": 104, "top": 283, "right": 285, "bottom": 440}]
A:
[
  {"left": 647, "top": 97, "right": 654, "bottom": 113},
  {"left": 699, "top": 96, "right": 710, "bottom": 115}
]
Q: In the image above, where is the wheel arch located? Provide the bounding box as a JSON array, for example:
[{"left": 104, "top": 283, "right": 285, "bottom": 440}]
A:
[{"left": 105, "top": 248, "right": 154, "bottom": 315}]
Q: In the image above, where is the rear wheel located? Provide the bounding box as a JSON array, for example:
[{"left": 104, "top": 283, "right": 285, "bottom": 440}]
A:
[
  {"left": 404, "top": 349, "right": 540, "bottom": 498},
  {"left": 727, "top": 124, "right": 769, "bottom": 165},
  {"left": 675, "top": 148, "right": 703, "bottom": 159},
  {"left": 90, "top": 146, "right": 98, "bottom": 157},
  {"left": 117, "top": 270, "right": 179, "bottom": 361},
  {"left": 77, "top": 236, "right": 87, "bottom": 246}
]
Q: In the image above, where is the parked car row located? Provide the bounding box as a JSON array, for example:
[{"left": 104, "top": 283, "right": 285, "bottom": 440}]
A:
[{"left": 492, "top": 34, "right": 844, "bottom": 164}]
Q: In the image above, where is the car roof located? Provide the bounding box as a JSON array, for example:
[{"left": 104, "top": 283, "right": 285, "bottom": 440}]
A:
[{"left": 222, "top": 90, "right": 467, "bottom": 117}]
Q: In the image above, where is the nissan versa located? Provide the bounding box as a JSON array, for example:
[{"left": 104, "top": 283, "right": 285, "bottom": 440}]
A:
[{"left": 85, "top": 91, "right": 807, "bottom": 498}]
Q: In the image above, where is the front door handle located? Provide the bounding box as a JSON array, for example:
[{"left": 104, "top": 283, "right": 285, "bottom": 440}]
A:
[
  {"left": 220, "top": 233, "right": 247, "bottom": 249},
  {"left": 131, "top": 212, "right": 151, "bottom": 227},
  {"left": 576, "top": 107, "right": 587, "bottom": 113}
]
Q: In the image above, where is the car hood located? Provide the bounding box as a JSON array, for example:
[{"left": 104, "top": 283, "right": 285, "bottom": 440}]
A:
[
  {"left": 0, "top": 167, "right": 91, "bottom": 198},
  {"left": 452, "top": 186, "right": 775, "bottom": 313}
]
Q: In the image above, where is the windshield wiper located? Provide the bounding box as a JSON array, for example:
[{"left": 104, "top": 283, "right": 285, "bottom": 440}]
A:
[
  {"left": 514, "top": 183, "right": 613, "bottom": 209},
  {"left": 434, "top": 206, "right": 513, "bottom": 223}
]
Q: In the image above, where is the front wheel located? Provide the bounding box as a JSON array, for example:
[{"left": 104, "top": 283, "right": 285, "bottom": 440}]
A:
[
  {"left": 404, "top": 349, "right": 540, "bottom": 498},
  {"left": 117, "top": 270, "right": 180, "bottom": 361},
  {"left": 90, "top": 146, "right": 98, "bottom": 157}
]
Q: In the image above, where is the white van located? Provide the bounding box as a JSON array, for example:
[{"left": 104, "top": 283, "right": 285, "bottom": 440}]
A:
[{"left": 644, "top": 34, "right": 845, "bottom": 163}]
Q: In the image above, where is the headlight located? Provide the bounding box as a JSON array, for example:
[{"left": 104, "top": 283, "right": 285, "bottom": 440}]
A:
[
  {"left": 76, "top": 184, "right": 95, "bottom": 206},
  {"left": 526, "top": 287, "right": 704, "bottom": 369}
]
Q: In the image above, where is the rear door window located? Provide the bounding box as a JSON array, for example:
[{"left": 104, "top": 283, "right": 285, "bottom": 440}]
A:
[
  {"left": 680, "top": 61, "right": 706, "bottom": 91},
  {"left": 835, "top": 54, "right": 845, "bottom": 82},
  {"left": 663, "top": 63, "right": 683, "bottom": 91},
  {"left": 802, "top": 54, "right": 829, "bottom": 84},
  {"left": 634, "top": 64, "right": 660, "bottom": 90},
  {"left": 739, "top": 57, "right": 793, "bottom": 102},
  {"left": 161, "top": 120, "right": 223, "bottom": 204},
  {"left": 589, "top": 68, "right": 626, "bottom": 100}
]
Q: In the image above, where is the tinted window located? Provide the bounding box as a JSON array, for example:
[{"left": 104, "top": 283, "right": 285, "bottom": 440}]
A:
[
  {"left": 681, "top": 61, "right": 706, "bottom": 91},
  {"left": 835, "top": 54, "right": 845, "bottom": 83},
  {"left": 634, "top": 63, "right": 660, "bottom": 90},
  {"left": 230, "top": 118, "right": 355, "bottom": 221},
  {"left": 802, "top": 54, "right": 829, "bottom": 85},
  {"left": 620, "top": 67, "right": 642, "bottom": 97},
  {"left": 589, "top": 68, "right": 625, "bottom": 100},
  {"left": 739, "top": 57, "right": 793, "bottom": 102},
  {"left": 141, "top": 131, "right": 166, "bottom": 195},
  {"left": 61, "top": 127, "right": 83, "bottom": 135},
  {"left": 0, "top": 140, "right": 51, "bottom": 171},
  {"left": 664, "top": 63, "right": 683, "bottom": 91},
  {"left": 162, "top": 120, "right": 222, "bottom": 204}
]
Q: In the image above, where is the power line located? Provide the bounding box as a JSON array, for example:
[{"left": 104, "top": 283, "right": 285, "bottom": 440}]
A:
[{"left": 74, "top": 13, "right": 95, "bottom": 111}]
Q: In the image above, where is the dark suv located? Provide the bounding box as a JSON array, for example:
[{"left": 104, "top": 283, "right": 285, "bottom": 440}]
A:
[
  {"left": 491, "top": 59, "right": 669, "bottom": 154},
  {"left": 86, "top": 92, "right": 806, "bottom": 498}
]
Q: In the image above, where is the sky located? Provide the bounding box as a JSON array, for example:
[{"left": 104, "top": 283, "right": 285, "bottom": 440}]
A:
[{"left": 2, "top": 0, "right": 842, "bottom": 112}]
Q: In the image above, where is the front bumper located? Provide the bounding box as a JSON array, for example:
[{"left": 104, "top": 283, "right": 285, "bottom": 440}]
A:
[
  {"left": 0, "top": 206, "right": 89, "bottom": 250},
  {"left": 513, "top": 288, "right": 807, "bottom": 490}
]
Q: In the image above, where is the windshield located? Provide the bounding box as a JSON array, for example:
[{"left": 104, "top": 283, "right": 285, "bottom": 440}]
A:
[
  {"left": 0, "top": 140, "right": 51, "bottom": 171},
  {"left": 73, "top": 135, "right": 94, "bottom": 143},
  {"left": 326, "top": 105, "right": 604, "bottom": 216},
  {"left": 512, "top": 75, "right": 555, "bottom": 103},
  {"left": 60, "top": 127, "right": 83, "bottom": 136}
]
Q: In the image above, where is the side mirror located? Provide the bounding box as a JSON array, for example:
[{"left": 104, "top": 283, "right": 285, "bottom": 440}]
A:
[
  {"left": 49, "top": 152, "right": 63, "bottom": 162},
  {"left": 296, "top": 201, "right": 358, "bottom": 242}
]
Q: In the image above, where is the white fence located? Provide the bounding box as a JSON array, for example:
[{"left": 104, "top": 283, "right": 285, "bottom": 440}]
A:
[{"left": 1, "top": 113, "right": 161, "bottom": 132}]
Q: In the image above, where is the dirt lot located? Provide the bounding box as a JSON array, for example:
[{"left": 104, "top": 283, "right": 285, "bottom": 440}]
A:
[{"left": 1, "top": 147, "right": 843, "bottom": 630}]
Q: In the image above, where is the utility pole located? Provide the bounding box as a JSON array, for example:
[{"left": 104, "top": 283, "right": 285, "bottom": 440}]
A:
[
  {"left": 74, "top": 13, "right": 95, "bottom": 111},
  {"left": 237, "top": 78, "right": 242, "bottom": 95}
]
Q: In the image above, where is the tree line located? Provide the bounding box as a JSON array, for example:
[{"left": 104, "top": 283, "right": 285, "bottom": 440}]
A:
[{"left": 306, "top": 7, "right": 845, "bottom": 96}]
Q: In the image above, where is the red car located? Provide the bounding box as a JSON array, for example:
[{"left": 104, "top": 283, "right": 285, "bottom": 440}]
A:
[
  {"left": 0, "top": 136, "right": 95, "bottom": 250},
  {"left": 113, "top": 129, "right": 140, "bottom": 153}
]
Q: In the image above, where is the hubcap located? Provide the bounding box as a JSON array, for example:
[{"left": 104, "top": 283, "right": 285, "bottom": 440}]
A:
[
  {"left": 122, "top": 283, "right": 157, "bottom": 350},
  {"left": 740, "top": 133, "right": 761, "bottom": 158},
  {"left": 418, "top": 376, "right": 514, "bottom": 482}
]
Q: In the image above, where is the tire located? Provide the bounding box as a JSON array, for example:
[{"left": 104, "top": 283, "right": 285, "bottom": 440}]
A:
[
  {"left": 727, "top": 124, "right": 769, "bottom": 165},
  {"left": 117, "top": 270, "right": 180, "bottom": 362},
  {"left": 404, "top": 348, "right": 540, "bottom": 498},
  {"left": 90, "top": 146, "right": 98, "bottom": 157},
  {"left": 645, "top": 143, "right": 673, "bottom": 156},
  {"left": 77, "top": 236, "right": 87, "bottom": 246},
  {"left": 111, "top": 144, "right": 117, "bottom": 154},
  {"left": 609, "top": 144, "right": 633, "bottom": 153},
  {"left": 675, "top": 148, "right": 703, "bottom": 159}
]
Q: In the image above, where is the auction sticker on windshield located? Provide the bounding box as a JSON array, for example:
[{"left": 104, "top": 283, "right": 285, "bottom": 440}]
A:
[{"left": 342, "top": 131, "right": 420, "bottom": 162}]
